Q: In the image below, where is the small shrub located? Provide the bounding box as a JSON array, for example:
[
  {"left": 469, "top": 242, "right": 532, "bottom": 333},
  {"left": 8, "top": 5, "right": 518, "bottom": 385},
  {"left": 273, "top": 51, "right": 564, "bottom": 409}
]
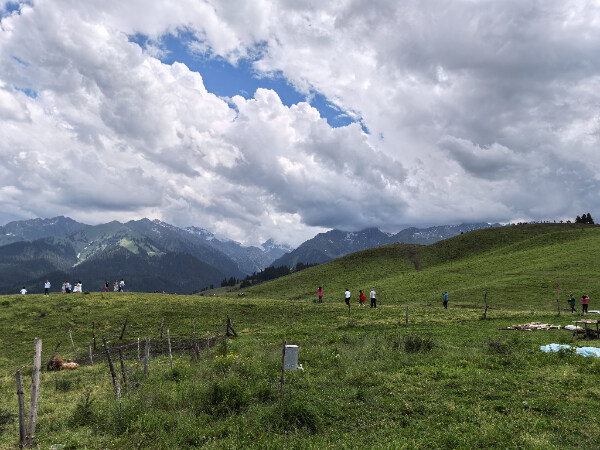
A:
[
  {"left": 206, "top": 376, "right": 249, "bottom": 416},
  {"left": 216, "top": 338, "right": 228, "bottom": 357},
  {"left": 0, "top": 300, "right": 10, "bottom": 307},
  {"left": 70, "top": 390, "right": 95, "bottom": 427},
  {"left": 0, "top": 407, "right": 14, "bottom": 431},
  {"left": 403, "top": 335, "right": 434, "bottom": 353},
  {"left": 272, "top": 399, "right": 322, "bottom": 434},
  {"left": 488, "top": 339, "right": 509, "bottom": 355},
  {"left": 55, "top": 377, "right": 73, "bottom": 392}
]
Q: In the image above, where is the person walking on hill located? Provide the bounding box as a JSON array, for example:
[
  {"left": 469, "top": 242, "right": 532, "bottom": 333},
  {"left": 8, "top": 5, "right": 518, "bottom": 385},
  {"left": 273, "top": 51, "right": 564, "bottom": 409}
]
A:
[
  {"left": 119, "top": 279, "right": 125, "bottom": 292},
  {"left": 61, "top": 282, "right": 66, "bottom": 294},
  {"left": 105, "top": 281, "right": 110, "bottom": 292},
  {"left": 114, "top": 280, "right": 119, "bottom": 292},
  {"left": 318, "top": 286, "right": 323, "bottom": 303},
  {"left": 20, "top": 287, "right": 27, "bottom": 295},
  {"left": 370, "top": 288, "right": 376, "bottom": 308},
  {"left": 359, "top": 290, "right": 367, "bottom": 307},
  {"left": 582, "top": 295, "right": 590, "bottom": 314},
  {"left": 568, "top": 294, "right": 576, "bottom": 313},
  {"left": 345, "top": 288, "right": 351, "bottom": 306},
  {"left": 44, "top": 280, "right": 51, "bottom": 296},
  {"left": 443, "top": 291, "right": 449, "bottom": 309}
]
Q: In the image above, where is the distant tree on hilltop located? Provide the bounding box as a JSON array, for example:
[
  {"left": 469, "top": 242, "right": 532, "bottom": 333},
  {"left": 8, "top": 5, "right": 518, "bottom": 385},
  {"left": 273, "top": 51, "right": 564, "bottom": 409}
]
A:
[{"left": 575, "top": 213, "right": 594, "bottom": 224}]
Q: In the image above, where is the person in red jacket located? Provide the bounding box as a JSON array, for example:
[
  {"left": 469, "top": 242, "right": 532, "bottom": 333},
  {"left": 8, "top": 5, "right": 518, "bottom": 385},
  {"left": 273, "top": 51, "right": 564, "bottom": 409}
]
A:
[{"left": 359, "top": 290, "right": 367, "bottom": 307}]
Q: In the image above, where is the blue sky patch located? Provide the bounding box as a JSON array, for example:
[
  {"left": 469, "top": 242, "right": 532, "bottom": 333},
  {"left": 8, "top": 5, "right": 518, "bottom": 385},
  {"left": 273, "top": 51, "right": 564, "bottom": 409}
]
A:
[
  {"left": 14, "top": 86, "right": 37, "bottom": 98},
  {"left": 129, "top": 32, "right": 360, "bottom": 129},
  {"left": 1, "top": 1, "right": 23, "bottom": 18}
]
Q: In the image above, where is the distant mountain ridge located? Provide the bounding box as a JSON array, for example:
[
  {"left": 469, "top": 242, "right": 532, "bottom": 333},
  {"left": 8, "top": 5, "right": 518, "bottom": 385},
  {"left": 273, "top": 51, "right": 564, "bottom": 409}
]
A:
[
  {"left": 271, "top": 223, "right": 501, "bottom": 268},
  {"left": 0, "top": 217, "right": 291, "bottom": 294}
]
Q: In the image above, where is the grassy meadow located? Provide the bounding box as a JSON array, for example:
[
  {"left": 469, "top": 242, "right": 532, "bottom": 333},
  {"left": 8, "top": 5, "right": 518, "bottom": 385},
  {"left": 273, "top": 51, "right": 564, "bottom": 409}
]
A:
[{"left": 0, "top": 223, "right": 599, "bottom": 448}]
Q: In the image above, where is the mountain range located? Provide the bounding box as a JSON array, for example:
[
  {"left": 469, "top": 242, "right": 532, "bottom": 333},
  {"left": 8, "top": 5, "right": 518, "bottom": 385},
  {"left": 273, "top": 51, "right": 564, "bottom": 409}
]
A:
[
  {"left": 0, "top": 216, "right": 500, "bottom": 294},
  {"left": 0, "top": 217, "right": 290, "bottom": 295},
  {"left": 271, "top": 223, "right": 501, "bottom": 268}
]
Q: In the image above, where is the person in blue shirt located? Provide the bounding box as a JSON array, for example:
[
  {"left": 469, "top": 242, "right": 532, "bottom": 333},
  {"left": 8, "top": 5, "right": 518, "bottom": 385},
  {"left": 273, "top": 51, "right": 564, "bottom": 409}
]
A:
[{"left": 442, "top": 291, "right": 448, "bottom": 309}]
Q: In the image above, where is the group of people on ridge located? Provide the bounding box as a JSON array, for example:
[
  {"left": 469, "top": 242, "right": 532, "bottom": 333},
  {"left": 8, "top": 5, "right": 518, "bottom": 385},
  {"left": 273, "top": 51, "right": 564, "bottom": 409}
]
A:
[
  {"left": 61, "top": 281, "right": 83, "bottom": 293},
  {"left": 343, "top": 288, "right": 377, "bottom": 308},
  {"left": 568, "top": 294, "right": 591, "bottom": 313},
  {"left": 105, "top": 279, "right": 126, "bottom": 292}
]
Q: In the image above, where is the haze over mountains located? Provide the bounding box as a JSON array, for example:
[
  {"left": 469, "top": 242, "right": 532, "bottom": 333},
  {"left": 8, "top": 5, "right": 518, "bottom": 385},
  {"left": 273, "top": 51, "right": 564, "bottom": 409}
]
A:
[{"left": 0, "top": 217, "right": 499, "bottom": 294}]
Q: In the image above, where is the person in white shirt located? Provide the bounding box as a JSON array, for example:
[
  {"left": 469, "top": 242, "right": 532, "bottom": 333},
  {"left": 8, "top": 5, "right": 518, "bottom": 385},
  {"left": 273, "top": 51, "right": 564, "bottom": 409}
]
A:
[
  {"left": 345, "top": 289, "right": 351, "bottom": 306},
  {"left": 119, "top": 279, "right": 125, "bottom": 292},
  {"left": 20, "top": 287, "right": 27, "bottom": 295},
  {"left": 370, "top": 288, "right": 376, "bottom": 308},
  {"left": 44, "top": 280, "right": 51, "bottom": 296}
]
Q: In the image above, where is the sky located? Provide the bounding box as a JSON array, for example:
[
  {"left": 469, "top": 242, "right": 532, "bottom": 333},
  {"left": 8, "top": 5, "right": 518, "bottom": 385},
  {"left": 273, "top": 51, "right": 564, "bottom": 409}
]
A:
[{"left": 0, "top": 0, "right": 599, "bottom": 246}]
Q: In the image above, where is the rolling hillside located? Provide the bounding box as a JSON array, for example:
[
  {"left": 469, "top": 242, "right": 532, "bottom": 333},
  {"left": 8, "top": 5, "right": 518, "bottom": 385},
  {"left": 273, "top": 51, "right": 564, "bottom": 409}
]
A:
[{"left": 244, "top": 223, "right": 600, "bottom": 310}]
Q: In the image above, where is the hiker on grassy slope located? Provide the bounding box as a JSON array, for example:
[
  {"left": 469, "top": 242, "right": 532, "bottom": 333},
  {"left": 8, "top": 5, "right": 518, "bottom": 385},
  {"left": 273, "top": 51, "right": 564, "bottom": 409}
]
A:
[
  {"left": 443, "top": 291, "right": 449, "bottom": 309},
  {"left": 370, "top": 288, "right": 376, "bottom": 308},
  {"left": 345, "top": 288, "right": 351, "bottom": 306},
  {"left": 359, "top": 290, "right": 367, "bottom": 307},
  {"left": 582, "top": 295, "right": 590, "bottom": 314},
  {"left": 568, "top": 294, "right": 576, "bottom": 313}
]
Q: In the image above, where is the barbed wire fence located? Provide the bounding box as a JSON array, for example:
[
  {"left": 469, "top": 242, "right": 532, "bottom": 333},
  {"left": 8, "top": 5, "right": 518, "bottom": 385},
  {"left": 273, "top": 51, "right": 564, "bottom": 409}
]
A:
[{"left": 0, "top": 315, "right": 238, "bottom": 447}]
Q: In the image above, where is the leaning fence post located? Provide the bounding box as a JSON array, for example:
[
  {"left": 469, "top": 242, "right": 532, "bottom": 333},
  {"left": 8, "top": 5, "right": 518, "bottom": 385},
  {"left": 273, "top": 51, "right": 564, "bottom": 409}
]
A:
[
  {"left": 46, "top": 341, "right": 62, "bottom": 371},
  {"left": 160, "top": 317, "right": 165, "bottom": 339},
  {"left": 206, "top": 331, "right": 210, "bottom": 351},
  {"left": 102, "top": 337, "right": 121, "bottom": 399},
  {"left": 167, "top": 329, "right": 173, "bottom": 370},
  {"left": 25, "top": 338, "right": 42, "bottom": 447},
  {"left": 88, "top": 344, "right": 93, "bottom": 366},
  {"left": 92, "top": 321, "right": 96, "bottom": 350},
  {"left": 119, "top": 318, "right": 128, "bottom": 340},
  {"left": 291, "top": 299, "right": 294, "bottom": 329},
  {"left": 137, "top": 338, "right": 140, "bottom": 361},
  {"left": 405, "top": 306, "right": 408, "bottom": 325},
  {"left": 144, "top": 337, "right": 150, "bottom": 376},
  {"left": 15, "top": 370, "right": 26, "bottom": 448},
  {"left": 69, "top": 330, "right": 77, "bottom": 360},
  {"left": 118, "top": 349, "right": 127, "bottom": 389}
]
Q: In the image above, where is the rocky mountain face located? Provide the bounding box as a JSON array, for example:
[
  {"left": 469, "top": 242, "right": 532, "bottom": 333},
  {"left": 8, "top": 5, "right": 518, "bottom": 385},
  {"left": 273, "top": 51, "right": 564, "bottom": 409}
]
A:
[
  {"left": 272, "top": 223, "right": 501, "bottom": 267},
  {"left": 0, "top": 216, "right": 86, "bottom": 246},
  {"left": 0, "top": 217, "right": 289, "bottom": 294},
  {"left": 271, "top": 228, "right": 393, "bottom": 268}
]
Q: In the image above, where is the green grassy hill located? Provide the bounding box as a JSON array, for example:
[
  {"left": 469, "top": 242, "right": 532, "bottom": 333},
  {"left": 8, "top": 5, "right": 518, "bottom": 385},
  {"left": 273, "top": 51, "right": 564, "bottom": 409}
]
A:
[
  {"left": 245, "top": 223, "right": 600, "bottom": 311},
  {"left": 0, "top": 223, "right": 599, "bottom": 448}
]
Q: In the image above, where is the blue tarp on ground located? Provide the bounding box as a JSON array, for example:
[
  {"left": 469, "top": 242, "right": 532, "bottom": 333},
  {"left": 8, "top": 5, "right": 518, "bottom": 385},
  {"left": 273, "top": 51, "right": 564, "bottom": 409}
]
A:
[{"left": 540, "top": 343, "right": 600, "bottom": 358}]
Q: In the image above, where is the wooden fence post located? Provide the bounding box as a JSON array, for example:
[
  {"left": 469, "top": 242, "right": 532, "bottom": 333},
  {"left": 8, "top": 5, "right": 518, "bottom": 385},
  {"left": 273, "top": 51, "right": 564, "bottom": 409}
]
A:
[
  {"left": 25, "top": 338, "right": 42, "bottom": 447},
  {"left": 482, "top": 292, "right": 488, "bottom": 320},
  {"left": 119, "top": 318, "right": 128, "bottom": 340},
  {"left": 15, "top": 370, "right": 26, "bottom": 448},
  {"left": 226, "top": 315, "right": 238, "bottom": 337},
  {"left": 88, "top": 344, "right": 93, "bottom": 366},
  {"left": 102, "top": 337, "right": 120, "bottom": 399},
  {"left": 291, "top": 299, "right": 294, "bottom": 329},
  {"left": 160, "top": 317, "right": 165, "bottom": 339},
  {"left": 279, "top": 339, "right": 286, "bottom": 408},
  {"left": 406, "top": 306, "right": 408, "bottom": 325},
  {"left": 69, "top": 330, "right": 77, "bottom": 360},
  {"left": 347, "top": 303, "right": 351, "bottom": 327},
  {"left": 118, "top": 349, "right": 127, "bottom": 389},
  {"left": 92, "top": 321, "right": 96, "bottom": 350},
  {"left": 206, "top": 331, "right": 210, "bottom": 350},
  {"left": 137, "top": 338, "right": 140, "bottom": 361},
  {"left": 167, "top": 329, "right": 173, "bottom": 370},
  {"left": 45, "top": 341, "right": 61, "bottom": 371},
  {"left": 144, "top": 337, "right": 150, "bottom": 376}
]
